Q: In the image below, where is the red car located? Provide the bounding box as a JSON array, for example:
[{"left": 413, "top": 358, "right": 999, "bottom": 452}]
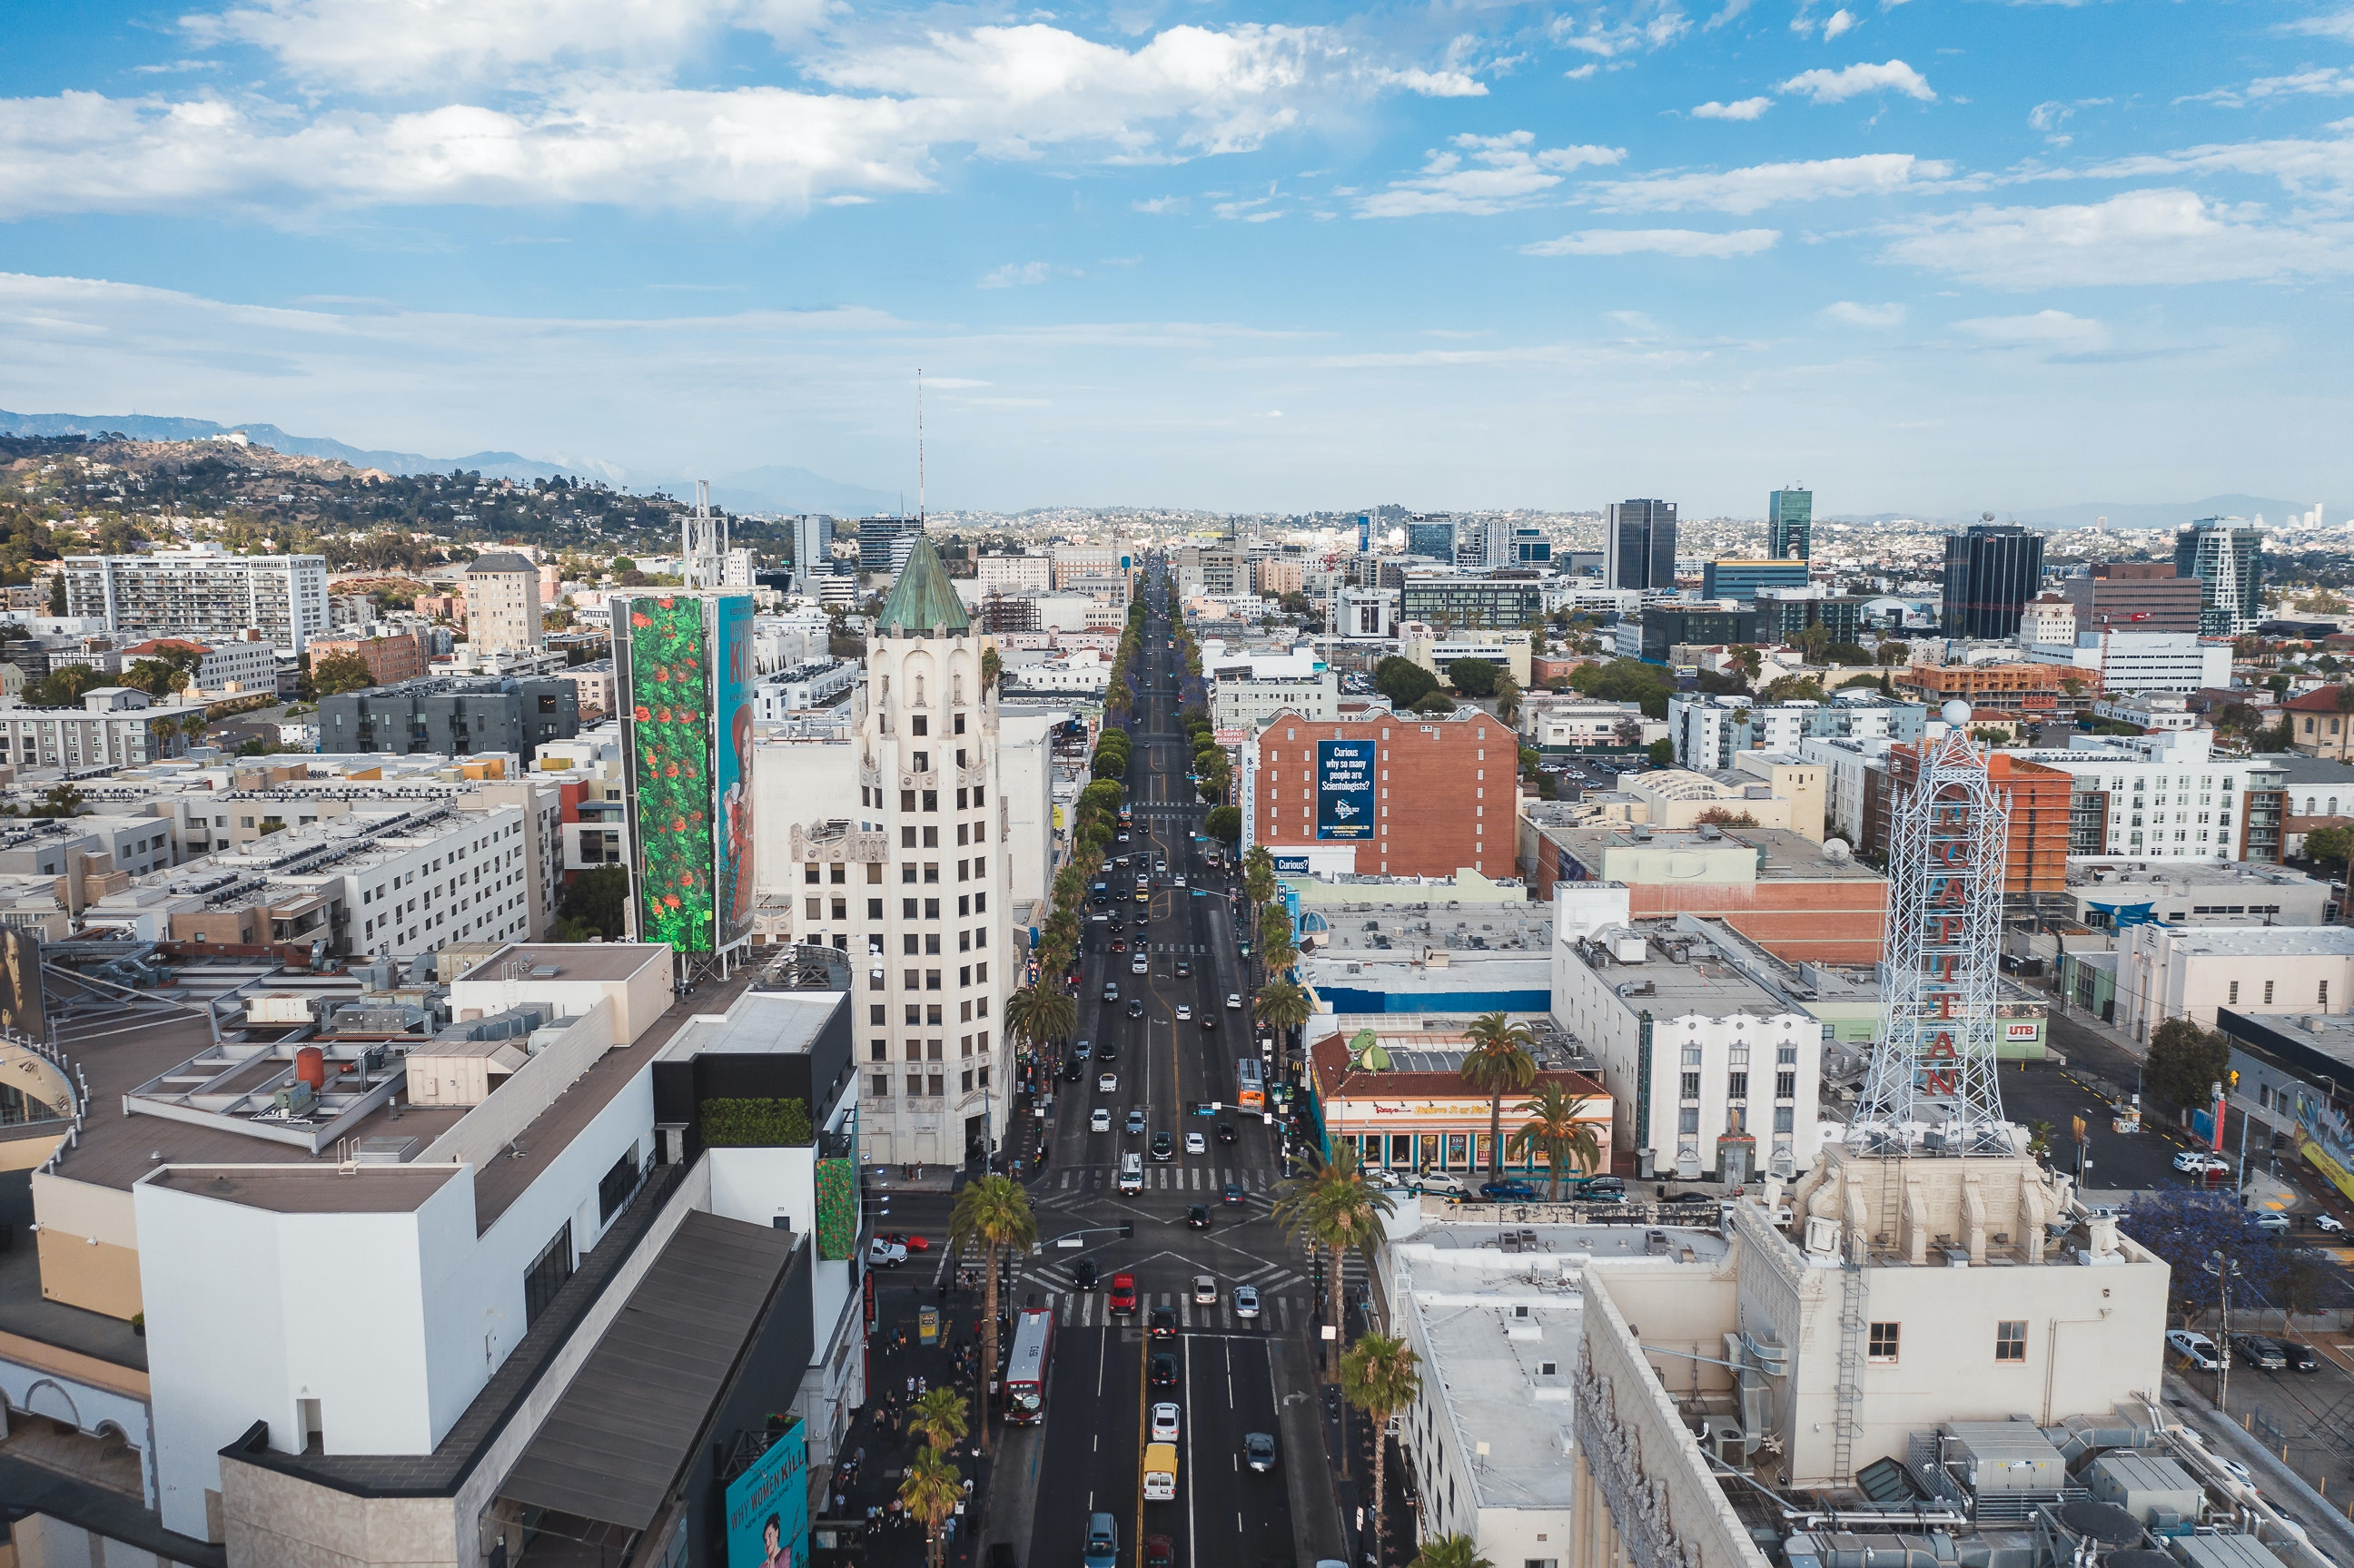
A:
[
  {"left": 1109, "top": 1273, "right": 1138, "bottom": 1314},
  {"left": 1110, "top": 937, "right": 1126, "bottom": 952},
  {"left": 884, "top": 1233, "right": 930, "bottom": 1252},
  {"left": 1143, "top": 1536, "right": 1176, "bottom": 1568}
]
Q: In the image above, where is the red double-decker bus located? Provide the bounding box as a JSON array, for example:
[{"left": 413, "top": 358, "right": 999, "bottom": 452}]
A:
[{"left": 1003, "top": 1307, "right": 1054, "bottom": 1425}]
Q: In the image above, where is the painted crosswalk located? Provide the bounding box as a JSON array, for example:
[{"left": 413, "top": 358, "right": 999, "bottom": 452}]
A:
[
  {"left": 1012, "top": 1285, "right": 1318, "bottom": 1332},
  {"left": 1043, "top": 1164, "right": 1274, "bottom": 1194}
]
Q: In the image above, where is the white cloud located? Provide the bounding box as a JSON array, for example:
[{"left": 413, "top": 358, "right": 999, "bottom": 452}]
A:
[
  {"left": 1692, "top": 96, "right": 1772, "bottom": 120},
  {"left": 1565, "top": 64, "right": 1600, "bottom": 79},
  {"left": 2082, "top": 133, "right": 2354, "bottom": 199},
  {"left": 1955, "top": 309, "right": 2108, "bottom": 350},
  {"left": 2187, "top": 67, "right": 2354, "bottom": 109},
  {"left": 980, "top": 261, "right": 1058, "bottom": 288},
  {"left": 0, "top": 21, "right": 1465, "bottom": 217},
  {"left": 1371, "top": 67, "right": 1489, "bottom": 97},
  {"left": 1819, "top": 300, "right": 1906, "bottom": 325},
  {"left": 1549, "top": 2, "right": 1691, "bottom": 59},
  {"left": 1133, "top": 195, "right": 1187, "bottom": 213},
  {"left": 1822, "top": 8, "right": 1857, "bottom": 39},
  {"left": 1587, "top": 152, "right": 1950, "bottom": 212},
  {"left": 1357, "top": 131, "right": 1624, "bottom": 218},
  {"left": 2282, "top": 9, "right": 2354, "bottom": 38},
  {"left": 188, "top": 0, "right": 826, "bottom": 92},
  {"left": 1521, "top": 226, "right": 1777, "bottom": 255},
  {"left": 1884, "top": 189, "right": 2354, "bottom": 287},
  {"left": 1776, "top": 59, "right": 1934, "bottom": 104}
]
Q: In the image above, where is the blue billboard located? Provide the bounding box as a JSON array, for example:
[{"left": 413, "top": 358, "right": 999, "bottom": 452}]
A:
[
  {"left": 716, "top": 592, "right": 757, "bottom": 951},
  {"left": 1315, "top": 739, "right": 1376, "bottom": 841},
  {"left": 725, "top": 1416, "right": 810, "bottom": 1568}
]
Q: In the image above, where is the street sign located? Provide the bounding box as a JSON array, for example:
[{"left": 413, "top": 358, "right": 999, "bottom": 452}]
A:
[{"left": 1057, "top": 1236, "right": 1084, "bottom": 1248}]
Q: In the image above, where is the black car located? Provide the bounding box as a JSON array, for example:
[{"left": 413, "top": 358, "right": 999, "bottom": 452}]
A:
[
  {"left": 1098, "top": 1039, "right": 1118, "bottom": 1063},
  {"left": 1127, "top": 1000, "right": 1145, "bottom": 1019},
  {"left": 1149, "top": 1305, "right": 1178, "bottom": 1339},
  {"left": 1063, "top": 1056, "right": 1083, "bottom": 1081},
  {"left": 1152, "top": 1131, "right": 1174, "bottom": 1161},
  {"left": 1073, "top": 1258, "right": 1100, "bottom": 1290},
  {"left": 1149, "top": 1352, "right": 1179, "bottom": 1389},
  {"left": 1215, "top": 1121, "right": 1237, "bottom": 1144},
  {"left": 1222, "top": 1181, "right": 1245, "bottom": 1205},
  {"left": 1186, "top": 1204, "right": 1210, "bottom": 1229},
  {"left": 2280, "top": 1339, "right": 2320, "bottom": 1372}
]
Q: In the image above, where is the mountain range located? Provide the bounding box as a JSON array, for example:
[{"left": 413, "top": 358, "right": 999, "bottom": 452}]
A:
[{"left": 0, "top": 408, "right": 898, "bottom": 518}]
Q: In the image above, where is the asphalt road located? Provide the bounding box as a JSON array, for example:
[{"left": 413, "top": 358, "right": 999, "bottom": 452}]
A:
[{"left": 1012, "top": 562, "right": 1337, "bottom": 1568}]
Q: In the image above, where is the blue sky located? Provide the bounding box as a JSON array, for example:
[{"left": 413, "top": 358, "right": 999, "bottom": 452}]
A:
[{"left": 3, "top": 0, "right": 2351, "bottom": 515}]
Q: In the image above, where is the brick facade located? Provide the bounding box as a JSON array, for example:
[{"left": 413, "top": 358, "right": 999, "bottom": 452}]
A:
[
  {"left": 1874, "top": 747, "right": 2072, "bottom": 897},
  {"left": 1245, "top": 709, "right": 1518, "bottom": 879}
]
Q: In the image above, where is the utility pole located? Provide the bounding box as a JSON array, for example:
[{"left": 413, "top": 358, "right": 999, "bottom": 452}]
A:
[{"left": 2204, "top": 1249, "right": 2241, "bottom": 1415}]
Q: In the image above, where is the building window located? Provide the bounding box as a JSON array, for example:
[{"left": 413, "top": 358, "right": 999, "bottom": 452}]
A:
[
  {"left": 1995, "top": 1320, "right": 2027, "bottom": 1363},
  {"left": 2323, "top": 981, "right": 2331, "bottom": 1008},
  {"left": 2229, "top": 981, "right": 2240, "bottom": 1004},
  {"left": 522, "top": 1223, "right": 575, "bottom": 1328},
  {"left": 1867, "top": 1322, "right": 1900, "bottom": 1363},
  {"left": 2266, "top": 980, "right": 2275, "bottom": 1004}
]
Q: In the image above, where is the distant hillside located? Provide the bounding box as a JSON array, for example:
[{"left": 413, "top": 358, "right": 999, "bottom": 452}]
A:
[
  {"left": 2008, "top": 494, "right": 2346, "bottom": 531},
  {"left": 707, "top": 466, "right": 900, "bottom": 518},
  {"left": 0, "top": 407, "right": 588, "bottom": 484}
]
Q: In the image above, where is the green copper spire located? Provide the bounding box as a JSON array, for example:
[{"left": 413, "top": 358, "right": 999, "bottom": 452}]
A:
[{"left": 874, "top": 531, "right": 971, "bottom": 637}]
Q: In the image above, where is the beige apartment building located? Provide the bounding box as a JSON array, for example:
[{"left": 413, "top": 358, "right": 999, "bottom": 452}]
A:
[{"left": 463, "top": 551, "right": 546, "bottom": 655}]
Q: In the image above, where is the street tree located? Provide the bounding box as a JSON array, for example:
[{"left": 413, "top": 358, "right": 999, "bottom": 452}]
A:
[
  {"left": 898, "top": 1445, "right": 963, "bottom": 1568},
  {"left": 2146, "top": 1018, "right": 2231, "bottom": 1116},
  {"left": 1272, "top": 1144, "right": 1395, "bottom": 1386},
  {"left": 1461, "top": 1012, "right": 1538, "bottom": 1178},
  {"left": 1340, "top": 1333, "right": 1423, "bottom": 1563},
  {"left": 908, "top": 1385, "right": 970, "bottom": 1454},
  {"left": 1510, "top": 1083, "right": 1601, "bottom": 1199},
  {"left": 947, "top": 1175, "right": 1037, "bottom": 1451}
]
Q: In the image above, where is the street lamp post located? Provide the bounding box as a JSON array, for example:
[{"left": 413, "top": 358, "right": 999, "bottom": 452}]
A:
[{"left": 2203, "top": 1249, "right": 2242, "bottom": 1415}]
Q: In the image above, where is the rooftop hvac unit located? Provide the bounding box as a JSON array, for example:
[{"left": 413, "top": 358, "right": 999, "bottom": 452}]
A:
[
  {"left": 272, "top": 1080, "right": 316, "bottom": 1116},
  {"left": 1699, "top": 1416, "right": 1747, "bottom": 1466}
]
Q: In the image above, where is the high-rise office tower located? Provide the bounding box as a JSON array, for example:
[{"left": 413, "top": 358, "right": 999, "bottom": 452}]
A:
[
  {"left": 857, "top": 514, "right": 922, "bottom": 576},
  {"left": 2172, "top": 517, "right": 2265, "bottom": 637},
  {"left": 1404, "top": 515, "right": 1456, "bottom": 560},
  {"left": 1941, "top": 523, "right": 2045, "bottom": 640},
  {"left": 1769, "top": 487, "right": 1813, "bottom": 562},
  {"left": 1454, "top": 516, "right": 1510, "bottom": 570},
  {"left": 1606, "top": 499, "right": 1678, "bottom": 590},
  {"left": 791, "top": 514, "right": 836, "bottom": 587}
]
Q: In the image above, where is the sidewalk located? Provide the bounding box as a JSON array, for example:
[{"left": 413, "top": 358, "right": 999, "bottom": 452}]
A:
[{"left": 817, "top": 1277, "right": 999, "bottom": 1568}]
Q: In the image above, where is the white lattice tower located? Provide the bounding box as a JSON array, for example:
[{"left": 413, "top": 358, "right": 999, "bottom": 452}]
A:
[{"left": 1851, "top": 708, "right": 2013, "bottom": 1153}]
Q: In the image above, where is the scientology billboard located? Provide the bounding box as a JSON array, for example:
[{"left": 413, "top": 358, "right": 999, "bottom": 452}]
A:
[
  {"left": 1314, "top": 738, "right": 1377, "bottom": 840},
  {"left": 617, "top": 592, "right": 758, "bottom": 954}
]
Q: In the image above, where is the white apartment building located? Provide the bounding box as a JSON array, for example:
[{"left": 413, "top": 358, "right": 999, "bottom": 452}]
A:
[
  {"left": 782, "top": 537, "right": 1011, "bottom": 1167},
  {"left": 1334, "top": 587, "right": 1399, "bottom": 639},
  {"left": 1004, "top": 648, "right": 1113, "bottom": 693},
  {"left": 1401, "top": 627, "right": 1533, "bottom": 687},
  {"left": 2005, "top": 728, "right": 2262, "bottom": 858},
  {"left": 1798, "top": 734, "right": 1894, "bottom": 843},
  {"left": 1522, "top": 697, "right": 1652, "bottom": 748},
  {"left": 2018, "top": 594, "right": 2075, "bottom": 647},
  {"left": 123, "top": 636, "right": 281, "bottom": 697},
  {"left": 1212, "top": 671, "right": 1337, "bottom": 730},
  {"left": 2026, "top": 629, "right": 2231, "bottom": 693},
  {"left": 753, "top": 657, "right": 858, "bottom": 717},
  {"left": 976, "top": 554, "right": 1053, "bottom": 595},
  {"left": 463, "top": 552, "right": 546, "bottom": 655},
  {"left": 2092, "top": 692, "right": 2199, "bottom": 730},
  {"left": 0, "top": 687, "right": 193, "bottom": 771},
  {"left": 1053, "top": 545, "right": 1130, "bottom": 588},
  {"left": 1550, "top": 917, "right": 1823, "bottom": 1181},
  {"left": 64, "top": 545, "right": 330, "bottom": 654}
]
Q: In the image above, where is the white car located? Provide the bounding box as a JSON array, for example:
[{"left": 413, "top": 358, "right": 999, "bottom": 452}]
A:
[
  {"left": 867, "top": 1238, "right": 909, "bottom": 1267},
  {"left": 1192, "top": 1274, "right": 1218, "bottom": 1305},
  {"left": 1184, "top": 1130, "right": 1207, "bottom": 1155},
  {"left": 1132, "top": 956, "right": 1150, "bottom": 974},
  {"left": 2319, "top": 1213, "right": 2347, "bottom": 1234},
  {"left": 1151, "top": 1402, "right": 1182, "bottom": 1442},
  {"left": 2171, "top": 1150, "right": 2230, "bottom": 1175},
  {"left": 1091, "top": 1108, "right": 1113, "bottom": 1133},
  {"left": 1226, "top": 993, "right": 1243, "bottom": 1010},
  {"left": 2166, "top": 1328, "right": 2222, "bottom": 1370},
  {"left": 2254, "top": 1211, "right": 2291, "bottom": 1233},
  {"left": 1413, "top": 1169, "right": 1470, "bottom": 1198},
  {"left": 1098, "top": 1071, "right": 1118, "bottom": 1093},
  {"left": 1365, "top": 1167, "right": 1406, "bottom": 1191},
  {"left": 1174, "top": 875, "right": 1188, "bottom": 888},
  {"left": 1232, "top": 1285, "right": 1261, "bottom": 1319},
  {"left": 1175, "top": 1004, "right": 1192, "bottom": 1021}
]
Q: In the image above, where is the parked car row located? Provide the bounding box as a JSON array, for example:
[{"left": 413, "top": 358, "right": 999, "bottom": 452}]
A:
[{"left": 2165, "top": 1326, "right": 2320, "bottom": 1372}]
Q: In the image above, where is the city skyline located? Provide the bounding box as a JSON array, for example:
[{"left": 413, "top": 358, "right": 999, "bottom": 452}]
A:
[{"left": 4, "top": 1, "right": 2352, "bottom": 512}]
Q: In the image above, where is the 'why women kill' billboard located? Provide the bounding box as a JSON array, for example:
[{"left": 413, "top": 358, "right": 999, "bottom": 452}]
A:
[{"left": 725, "top": 1416, "right": 809, "bottom": 1568}]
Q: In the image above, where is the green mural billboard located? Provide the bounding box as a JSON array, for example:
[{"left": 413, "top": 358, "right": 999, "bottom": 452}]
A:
[{"left": 618, "top": 595, "right": 721, "bottom": 952}]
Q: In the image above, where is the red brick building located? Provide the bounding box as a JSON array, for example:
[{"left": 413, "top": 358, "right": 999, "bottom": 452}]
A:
[
  {"left": 310, "top": 630, "right": 429, "bottom": 687},
  {"left": 1869, "top": 747, "right": 2072, "bottom": 898},
  {"left": 1241, "top": 708, "right": 1518, "bottom": 879}
]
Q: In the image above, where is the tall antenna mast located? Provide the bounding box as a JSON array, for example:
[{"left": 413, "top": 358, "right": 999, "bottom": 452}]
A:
[
  {"left": 1848, "top": 700, "right": 2013, "bottom": 1157},
  {"left": 683, "top": 479, "right": 720, "bottom": 590},
  {"left": 916, "top": 367, "right": 926, "bottom": 526}
]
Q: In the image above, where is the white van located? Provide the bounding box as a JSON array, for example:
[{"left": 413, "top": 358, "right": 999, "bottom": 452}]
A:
[
  {"left": 1143, "top": 1442, "right": 1179, "bottom": 1502},
  {"left": 1119, "top": 1153, "right": 1144, "bottom": 1194}
]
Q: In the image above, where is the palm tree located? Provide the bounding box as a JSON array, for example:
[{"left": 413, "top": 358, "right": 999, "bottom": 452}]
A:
[
  {"left": 1409, "top": 1533, "right": 1493, "bottom": 1568},
  {"left": 946, "top": 1175, "right": 1037, "bottom": 1452},
  {"left": 1340, "top": 1333, "right": 1423, "bottom": 1563},
  {"left": 898, "top": 1445, "right": 963, "bottom": 1568},
  {"left": 1272, "top": 1144, "right": 1394, "bottom": 1385},
  {"left": 1253, "top": 979, "right": 1312, "bottom": 1039},
  {"left": 1509, "top": 1082, "right": 1602, "bottom": 1199},
  {"left": 1004, "top": 982, "right": 1076, "bottom": 1065},
  {"left": 1459, "top": 1012, "right": 1538, "bottom": 1179},
  {"left": 1243, "top": 846, "right": 1277, "bottom": 912},
  {"left": 1494, "top": 677, "right": 1522, "bottom": 725},
  {"left": 907, "top": 1385, "right": 970, "bottom": 1454}
]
